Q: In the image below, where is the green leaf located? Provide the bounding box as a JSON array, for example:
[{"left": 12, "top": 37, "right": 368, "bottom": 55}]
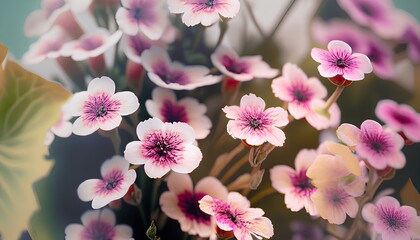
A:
[{"left": 0, "top": 44, "right": 71, "bottom": 240}]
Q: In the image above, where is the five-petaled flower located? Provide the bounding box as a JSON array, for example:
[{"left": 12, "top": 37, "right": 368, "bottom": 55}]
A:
[
  {"left": 223, "top": 93, "right": 289, "bottom": 146},
  {"left": 124, "top": 117, "right": 203, "bottom": 178},
  {"left": 159, "top": 173, "right": 228, "bottom": 238},
  {"left": 65, "top": 76, "right": 140, "bottom": 136},
  {"left": 199, "top": 192, "right": 274, "bottom": 240},
  {"left": 64, "top": 208, "right": 134, "bottom": 240},
  {"left": 362, "top": 196, "right": 420, "bottom": 240},
  {"left": 168, "top": 0, "right": 240, "bottom": 27},
  {"left": 77, "top": 155, "right": 137, "bottom": 209},
  {"left": 311, "top": 40, "right": 373, "bottom": 85}
]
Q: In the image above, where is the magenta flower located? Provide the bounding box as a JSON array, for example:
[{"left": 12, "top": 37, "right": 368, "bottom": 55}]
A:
[
  {"left": 337, "top": 0, "right": 405, "bottom": 39},
  {"left": 222, "top": 93, "right": 289, "bottom": 146},
  {"left": 399, "top": 11, "right": 420, "bottom": 64},
  {"left": 65, "top": 76, "right": 140, "bottom": 136},
  {"left": 65, "top": 208, "right": 134, "bottom": 240},
  {"left": 362, "top": 33, "right": 396, "bottom": 79},
  {"left": 159, "top": 173, "right": 228, "bottom": 238},
  {"left": 375, "top": 99, "right": 420, "bottom": 143},
  {"left": 199, "top": 192, "right": 274, "bottom": 240},
  {"left": 141, "top": 46, "right": 221, "bottom": 90},
  {"left": 124, "top": 117, "right": 203, "bottom": 178},
  {"left": 115, "top": 0, "right": 167, "bottom": 40},
  {"left": 311, "top": 40, "right": 373, "bottom": 82},
  {"left": 145, "top": 87, "right": 212, "bottom": 139},
  {"left": 362, "top": 196, "right": 420, "bottom": 240},
  {"left": 211, "top": 46, "right": 278, "bottom": 81},
  {"left": 120, "top": 32, "right": 168, "bottom": 64},
  {"left": 271, "top": 63, "right": 327, "bottom": 120},
  {"left": 77, "top": 156, "right": 137, "bottom": 209},
  {"left": 168, "top": 0, "right": 240, "bottom": 27},
  {"left": 270, "top": 149, "right": 318, "bottom": 216},
  {"left": 337, "top": 119, "right": 406, "bottom": 170}
]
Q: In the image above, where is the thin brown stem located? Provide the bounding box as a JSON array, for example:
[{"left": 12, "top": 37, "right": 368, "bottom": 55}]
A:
[
  {"left": 221, "top": 154, "right": 249, "bottom": 183},
  {"left": 209, "top": 143, "right": 245, "bottom": 177},
  {"left": 250, "top": 186, "right": 276, "bottom": 204}
]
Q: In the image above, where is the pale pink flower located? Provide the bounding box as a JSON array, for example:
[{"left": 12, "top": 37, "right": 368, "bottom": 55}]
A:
[
  {"left": 61, "top": 29, "right": 122, "bottom": 61},
  {"left": 115, "top": 0, "right": 167, "bottom": 40},
  {"left": 159, "top": 173, "right": 228, "bottom": 238},
  {"left": 199, "top": 192, "right": 274, "bottom": 240},
  {"left": 120, "top": 32, "right": 169, "bottom": 64},
  {"left": 49, "top": 109, "right": 73, "bottom": 139},
  {"left": 337, "top": 119, "right": 406, "bottom": 170},
  {"left": 65, "top": 76, "right": 140, "bottom": 136},
  {"left": 311, "top": 40, "right": 372, "bottom": 82},
  {"left": 24, "top": 0, "right": 67, "bottom": 37},
  {"left": 141, "top": 46, "right": 221, "bottom": 90},
  {"left": 22, "top": 26, "right": 72, "bottom": 65},
  {"left": 65, "top": 208, "right": 134, "bottom": 240},
  {"left": 211, "top": 46, "right": 278, "bottom": 81},
  {"left": 398, "top": 11, "right": 420, "bottom": 63},
  {"left": 362, "top": 32, "right": 396, "bottom": 79},
  {"left": 145, "top": 87, "right": 212, "bottom": 139},
  {"left": 168, "top": 0, "right": 240, "bottom": 27},
  {"left": 305, "top": 99, "right": 341, "bottom": 130},
  {"left": 362, "top": 196, "right": 420, "bottom": 240},
  {"left": 77, "top": 156, "right": 137, "bottom": 209},
  {"left": 337, "top": 0, "right": 405, "bottom": 39},
  {"left": 222, "top": 93, "right": 289, "bottom": 146},
  {"left": 375, "top": 99, "right": 420, "bottom": 143},
  {"left": 124, "top": 117, "right": 202, "bottom": 178},
  {"left": 270, "top": 149, "right": 318, "bottom": 216},
  {"left": 271, "top": 63, "right": 327, "bottom": 120}
]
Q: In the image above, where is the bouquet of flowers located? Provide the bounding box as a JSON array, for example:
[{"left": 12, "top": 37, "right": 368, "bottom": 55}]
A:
[{"left": 1, "top": 0, "right": 420, "bottom": 239}]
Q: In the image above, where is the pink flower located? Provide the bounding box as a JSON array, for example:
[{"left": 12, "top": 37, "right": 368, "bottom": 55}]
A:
[
  {"left": 159, "top": 173, "right": 228, "bottom": 238},
  {"left": 337, "top": 0, "right": 405, "bottom": 39},
  {"left": 211, "top": 46, "right": 278, "bottom": 81},
  {"left": 145, "top": 87, "right": 212, "bottom": 139},
  {"left": 22, "top": 26, "right": 72, "bottom": 65},
  {"left": 271, "top": 63, "right": 327, "bottom": 120},
  {"left": 77, "top": 155, "right": 137, "bottom": 209},
  {"left": 311, "top": 40, "right": 373, "bottom": 82},
  {"left": 399, "top": 11, "right": 420, "bottom": 63},
  {"left": 168, "top": 0, "right": 240, "bottom": 27},
  {"left": 222, "top": 93, "right": 289, "bottom": 146},
  {"left": 270, "top": 149, "right": 318, "bottom": 216},
  {"left": 65, "top": 208, "right": 134, "bottom": 240},
  {"left": 305, "top": 99, "right": 341, "bottom": 130},
  {"left": 362, "top": 196, "right": 420, "bottom": 240},
  {"left": 199, "top": 192, "right": 274, "bottom": 240},
  {"left": 48, "top": 108, "right": 73, "bottom": 142},
  {"left": 65, "top": 76, "right": 140, "bottom": 136},
  {"left": 24, "top": 0, "right": 67, "bottom": 37},
  {"left": 362, "top": 32, "right": 396, "bottom": 79},
  {"left": 115, "top": 0, "right": 167, "bottom": 40},
  {"left": 141, "top": 46, "right": 221, "bottom": 90},
  {"left": 124, "top": 117, "right": 203, "bottom": 178},
  {"left": 337, "top": 119, "right": 406, "bottom": 170},
  {"left": 375, "top": 99, "right": 420, "bottom": 143}
]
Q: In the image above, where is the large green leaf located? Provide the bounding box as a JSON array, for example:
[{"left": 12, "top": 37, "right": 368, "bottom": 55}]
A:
[{"left": 0, "top": 43, "right": 71, "bottom": 240}]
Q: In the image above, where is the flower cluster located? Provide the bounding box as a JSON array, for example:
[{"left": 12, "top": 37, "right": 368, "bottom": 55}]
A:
[{"left": 15, "top": 0, "right": 420, "bottom": 239}]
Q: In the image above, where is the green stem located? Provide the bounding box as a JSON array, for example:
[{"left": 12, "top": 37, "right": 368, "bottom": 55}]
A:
[
  {"left": 214, "top": 21, "right": 229, "bottom": 49},
  {"left": 267, "top": 0, "right": 297, "bottom": 39},
  {"left": 150, "top": 178, "right": 163, "bottom": 220}
]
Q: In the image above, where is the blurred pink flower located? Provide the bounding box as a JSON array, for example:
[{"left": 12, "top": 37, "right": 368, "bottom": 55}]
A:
[
  {"left": 141, "top": 46, "right": 221, "bottom": 90},
  {"left": 375, "top": 99, "right": 420, "bottom": 143},
  {"left": 337, "top": 119, "right": 406, "bottom": 170},
  {"left": 311, "top": 40, "right": 372, "bottom": 82},
  {"left": 222, "top": 93, "right": 289, "bottom": 146},
  {"left": 271, "top": 63, "right": 327, "bottom": 120},
  {"left": 270, "top": 149, "right": 318, "bottom": 216},
  {"left": 77, "top": 156, "right": 137, "bottom": 209},
  {"left": 116, "top": 0, "right": 167, "bottom": 40},
  {"left": 305, "top": 99, "right": 341, "bottom": 130},
  {"left": 124, "top": 117, "right": 202, "bottom": 178},
  {"left": 65, "top": 208, "right": 134, "bottom": 240},
  {"left": 362, "top": 196, "right": 420, "bottom": 240},
  {"left": 65, "top": 76, "right": 139, "bottom": 136},
  {"left": 145, "top": 87, "right": 212, "bottom": 139},
  {"left": 159, "top": 173, "right": 228, "bottom": 238},
  {"left": 199, "top": 192, "right": 274, "bottom": 240},
  {"left": 211, "top": 46, "right": 278, "bottom": 81},
  {"left": 24, "top": 0, "right": 67, "bottom": 37},
  {"left": 399, "top": 11, "right": 420, "bottom": 64},
  {"left": 168, "top": 0, "right": 240, "bottom": 27}
]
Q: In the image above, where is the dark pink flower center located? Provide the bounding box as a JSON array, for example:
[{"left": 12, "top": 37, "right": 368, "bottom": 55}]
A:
[
  {"left": 81, "top": 219, "right": 116, "bottom": 240},
  {"left": 289, "top": 83, "right": 313, "bottom": 103},
  {"left": 79, "top": 37, "right": 104, "bottom": 51},
  {"left": 141, "top": 130, "right": 184, "bottom": 166},
  {"left": 39, "top": 40, "right": 64, "bottom": 55},
  {"left": 391, "top": 111, "right": 414, "bottom": 125},
  {"left": 152, "top": 62, "right": 190, "bottom": 85},
  {"left": 160, "top": 100, "right": 189, "bottom": 123},
  {"left": 327, "top": 188, "right": 348, "bottom": 205},
  {"left": 82, "top": 93, "right": 121, "bottom": 125},
  {"left": 361, "top": 131, "right": 391, "bottom": 155},
  {"left": 221, "top": 55, "right": 249, "bottom": 74},
  {"left": 379, "top": 206, "right": 409, "bottom": 232},
  {"left": 291, "top": 169, "right": 316, "bottom": 197},
  {"left": 192, "top": 0, "right": 221, "bottom": 12},
  {"left": 127, "top": 1, "right": 156, "bottom": 24},
  {"left": 96, "top": 170, "right": 125, "bottom": 195},
  {"left": 129, "top": 35, "right": 152, "bottom": 56},
  {"left": 177, "top": 191, "right": 211, "bottom": 224},
  {"left": 240, "top": 109, "right": 271, "bottom": 130},
  {"left": 357, "top": 2, "right": 376, "bottom": 17}
]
